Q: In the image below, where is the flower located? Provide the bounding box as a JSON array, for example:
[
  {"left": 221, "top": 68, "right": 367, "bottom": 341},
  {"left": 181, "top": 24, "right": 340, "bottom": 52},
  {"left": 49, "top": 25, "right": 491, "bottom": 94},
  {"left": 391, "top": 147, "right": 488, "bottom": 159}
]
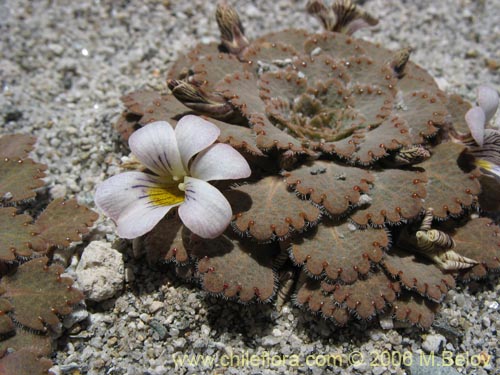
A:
[
  {"left": 95, "top": 115, "right": 251, "bottom": 239},
  {"left": 464, "top": 85, "right": 500, "bottom": 178}
]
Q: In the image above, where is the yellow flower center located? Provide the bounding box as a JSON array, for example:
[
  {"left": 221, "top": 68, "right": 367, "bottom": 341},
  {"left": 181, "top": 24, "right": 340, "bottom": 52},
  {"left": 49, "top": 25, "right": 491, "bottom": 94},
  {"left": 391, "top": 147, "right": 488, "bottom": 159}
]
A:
[{"left": 147, "top": 183, "right": 185, "bottom": 206}]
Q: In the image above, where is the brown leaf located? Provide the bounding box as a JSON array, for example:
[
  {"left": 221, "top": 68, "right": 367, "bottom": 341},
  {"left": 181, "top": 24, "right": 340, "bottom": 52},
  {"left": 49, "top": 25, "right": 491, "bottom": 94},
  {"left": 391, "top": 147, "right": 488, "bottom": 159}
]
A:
[
  {"left": 143, "top": 211, "right": 192, "bottom": 265},
  {"left": 391, "top": 292, "right": 439, "bottom": 329},
  {"left": 330, "top": 271, "right": 400, "bottom": 319},
  {"left": 294, "top": 274, "right": 350, "bottom": 325},
  {"left": 192, "top": 234, "right": 276, "bottom": 302},
  {"left": 0, "top": 159, "right": 46, "bottom": 204},
  {"left": 0, "top": 329, "right": 53, "bottom": 358},
  {"left": 382, "top": 247, "right": 455, "bottom": 302},
  {"left": 394, "top": 91, "right": 448, "bottom": 144},
  {"left": 0, "top": 349, "right": 53, "bottom": 375},
  {"left": 0, "top": 208, "right": 36, "bottom": 262},
  {"left": 0, "top": 257, "right": 83, "bottom": 331},
  {"left": 31, "top": 199, "right": 98, "bottom": 252},
  {"left": 453, "top": 218, "right": 500, "bottom": 280},
  {"left": 228, "top": 177, "right": 321, "bottom": 241},
  {"left": 284, "top": 160, "right": 373, "bottom": 216},
  {"left": 0, "top": 134, "right": 37, "bottom": 160},
  {"left": 350, "top": 169, "right": 427, "bottom": 226},
  {"left": 417, "top": 142, "right": 481, "bottom": 219},
  {"left": 290, "top": 221, "right": 388, "bottom": 283}
]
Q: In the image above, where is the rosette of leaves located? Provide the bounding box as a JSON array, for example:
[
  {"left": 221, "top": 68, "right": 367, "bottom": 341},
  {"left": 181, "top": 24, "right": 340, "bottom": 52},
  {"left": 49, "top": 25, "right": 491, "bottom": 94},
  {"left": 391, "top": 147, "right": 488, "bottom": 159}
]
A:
[
  {"left": 116, "top": 0, "right": 499, "bottom": 331},
  {"left": 0, "top": 134, "right": 98, "bottom": 374}
]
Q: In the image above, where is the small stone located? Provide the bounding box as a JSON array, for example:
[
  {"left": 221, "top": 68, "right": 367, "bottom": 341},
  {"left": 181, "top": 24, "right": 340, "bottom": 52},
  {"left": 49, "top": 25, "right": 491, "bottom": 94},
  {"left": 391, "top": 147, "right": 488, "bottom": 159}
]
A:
[
  {"left": 173, "top": 338, "right": 186, "bottom": 350},
  {"left": 261, "top": 335, "right": 280, "bottom": 347},
  {"left": 149, "top": 320, "right": 168, "bottom": 340},
  {"left": 149, "top": 301, "right": 163, "bottom": 314},
  {"left": 75, "top": 241, "right": 124, "bottom": 302},
  {"left": 454, "top": 294, "right": 465, "bottom": 307},
  {"left": 422, "top": 334, "right": 446, "bottom": 353}
]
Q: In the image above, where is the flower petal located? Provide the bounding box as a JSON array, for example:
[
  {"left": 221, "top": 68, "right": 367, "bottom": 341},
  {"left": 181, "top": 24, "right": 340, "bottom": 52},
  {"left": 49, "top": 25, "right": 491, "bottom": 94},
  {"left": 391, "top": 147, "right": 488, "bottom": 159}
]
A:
[
  {"left": 129, "top": 121, "right": 185, "bottom": 178},
  {"left": 94, "top": 171, "right": 183, "bottom": 239},
  {"left": 175, "top": 115, "right": 220, "bottom": 170},
  {"left": 190, "top": 143, "right": 251, "bottom": 181},
  {"left": 465, "top": 106, "right": 486, "bottom": 146},
  {"left": 178, "top": 177, "right": 232, "bottom": 239},
  {"left": 477, "top": 85, "right": 499, "bottom": 124}
]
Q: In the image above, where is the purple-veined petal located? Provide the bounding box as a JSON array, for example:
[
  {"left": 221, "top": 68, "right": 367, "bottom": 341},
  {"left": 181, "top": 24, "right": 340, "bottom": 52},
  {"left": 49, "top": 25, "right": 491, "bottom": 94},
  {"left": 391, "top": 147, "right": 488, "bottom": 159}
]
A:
[
  {"left": 129, "top": 121, "right": 186, "bottom": 178},
  {"left": 477, "top": 85, "right": 499, "bottom": 124},
  {"left": 465, "top": 106, "right": 486, "bottom": 146},
  {"left": 178, "top": 177, "right": 232, "bottom": 239},
  {"left": 94, "top": 171, "right": 184, "bottom": 239},
  {"left": 190, "top": 143, "right": 251, "bottom": 181},
  {"left": 175, "top": 115, "right": 220, "bottom": 170}
]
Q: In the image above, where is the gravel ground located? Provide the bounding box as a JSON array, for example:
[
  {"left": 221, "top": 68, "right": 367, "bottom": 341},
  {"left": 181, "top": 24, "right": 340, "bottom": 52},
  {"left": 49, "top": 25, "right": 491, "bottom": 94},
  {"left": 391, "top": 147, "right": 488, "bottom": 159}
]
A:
[{"left": 1, "top": 0, "right": 499, "bottom": 374}]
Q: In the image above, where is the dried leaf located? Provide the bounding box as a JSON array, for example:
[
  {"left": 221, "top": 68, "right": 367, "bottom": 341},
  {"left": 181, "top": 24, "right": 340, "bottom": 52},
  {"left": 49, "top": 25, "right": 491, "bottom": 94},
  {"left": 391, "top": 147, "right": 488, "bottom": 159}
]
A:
[
  {"left": 0, "top": 349, "right": 53, "bottom": 375},
  {"left": 382, "top": 247, "right": 455, "bottom": 302},
  {"left": 192, "top": 234, "right": 276, "bottom": 302},
  {"left": 0, "top": 257, "right": 83, "bottom": 331},
  {"left": 284, "top": 160, "right": 373, "bottom": 216},
  {"left": 0, "top": 159, "right": 46, "bottom": 204},
  {"left": 0, "top": 134, "right": 37, "bottom": 160},
  {"left": 228, "top": 177, "right": 321, "bottom": 241},
  {"left": 31, "top": 199, "right": 98, "bottom": 252},
  {"left": 290, "top": 221, "right": 388, "bottom": 283},
  {"left": 417, "top": 142, "right": 481, "bottom": 219},
  {"left": 350, "top": 169, "right": 427, "bottom": 227}
]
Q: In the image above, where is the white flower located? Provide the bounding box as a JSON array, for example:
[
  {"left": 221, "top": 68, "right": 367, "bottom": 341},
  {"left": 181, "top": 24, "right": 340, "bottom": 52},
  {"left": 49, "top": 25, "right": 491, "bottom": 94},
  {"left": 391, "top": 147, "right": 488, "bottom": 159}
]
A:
[{"left": 95, "top": 115, "right": 251, "bottom": 239}]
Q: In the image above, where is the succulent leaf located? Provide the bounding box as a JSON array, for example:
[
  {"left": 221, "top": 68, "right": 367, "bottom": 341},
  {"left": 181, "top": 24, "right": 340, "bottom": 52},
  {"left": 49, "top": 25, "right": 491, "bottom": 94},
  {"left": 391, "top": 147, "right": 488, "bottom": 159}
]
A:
[
  {"left": 394, "top": 91, "right": 448, "bottom": 144},
  {"left": 192, "top": 233, "right": 276, "bottom": 302},
  {"left": 31, "top": 199, "right": 98, "bottom": 252},
  {"left": 350, "top": 169, "right": 427, "bottom": 227},
  {"left": 143, "top": 211, "right": 191, "bottom": 265},
  {"left": 0, "top": 349, "right": 53, "bottom": 375},
  {"left": 391, "top": 292, "right": 439, "bottom": 329},
  {"left": 0, "top": 134, "right": 37, "bottom": 160},
  {"left": 228, "top": 177, "right": 321, "bottom": 241},
  {"left": 417, "top": 142, "right": 481, "bottom": 219},
  {"left": 452, "top": 218, "right": 500, "bottom": 279},
  {"left": 327, "top": 270, "right": 400, "bottom": 319},
  {"left": 0, "top": 257, "right": 83, "bottom": 331},
  {"left": 290, "top": 221, "right": 388, "bottom": 283},
  {"left": 294, "top": 274, "right": 350, "bottom": 325},
  {"left": 0, "top": 208, "right": 36, "bottom": 262},
  {"left": 0, "top": 329, "right": 53, "bottom": 358},
  {"left": 191, "top": 53, "right": 249, "bottom": 89},
  {"left": 284, "top": 160, "right": 373, "bottom": 216},
  {"left": 382, "top": 247, "right": 455, "bottom": 302},
  {"left": 0, "top": 159, "right": 46, "bottom": 204}
]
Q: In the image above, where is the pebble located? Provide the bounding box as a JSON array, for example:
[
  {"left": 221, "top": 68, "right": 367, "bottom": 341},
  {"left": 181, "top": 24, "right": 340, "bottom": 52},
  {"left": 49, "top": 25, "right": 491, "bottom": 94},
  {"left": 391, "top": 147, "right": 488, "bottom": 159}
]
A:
[
  {"left": 422, "top": 334, "right": 446, "bottom": 353},
  {"left": 75, "top": 240, "right": 124, "bottom": 302}
]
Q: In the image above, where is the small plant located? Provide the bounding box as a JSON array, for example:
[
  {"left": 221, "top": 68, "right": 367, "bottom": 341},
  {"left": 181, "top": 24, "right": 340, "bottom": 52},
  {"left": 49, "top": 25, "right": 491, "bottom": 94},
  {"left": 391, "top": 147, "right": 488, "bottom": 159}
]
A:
[
  {"left": 106, "top": 0, "right": 499, "bottom": 330},
  {"left": 0, "top": 134, "right": 98, "bottom": 374}
]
